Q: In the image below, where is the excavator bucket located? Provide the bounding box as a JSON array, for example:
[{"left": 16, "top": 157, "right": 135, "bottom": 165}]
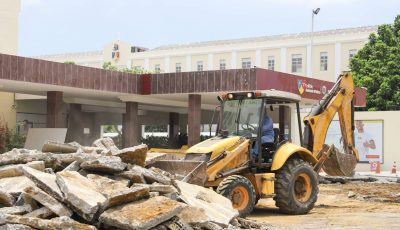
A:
[
  {"left": 322, "top": 146, "right": 357, "bottom": 177},
  {"left": 148, "top": 160, "right": 207, "bottom": 186}
]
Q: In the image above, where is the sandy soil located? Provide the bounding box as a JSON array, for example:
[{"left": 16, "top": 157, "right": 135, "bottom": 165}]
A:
[{"left": 248, "top": 183, "right": 400, "bottom": 229}]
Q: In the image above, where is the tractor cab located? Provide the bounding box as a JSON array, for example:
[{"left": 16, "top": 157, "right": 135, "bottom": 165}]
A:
[{"left": 217, "top": 91, "right": 302, "bottom": 168}]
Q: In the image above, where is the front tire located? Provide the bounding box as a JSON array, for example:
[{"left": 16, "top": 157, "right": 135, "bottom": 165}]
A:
[
  {"left": 216, "top": 175, "right": 256, "bottom": 216},
  {"left": 274, "top": 158, "right": 318, "bottom": 214}
]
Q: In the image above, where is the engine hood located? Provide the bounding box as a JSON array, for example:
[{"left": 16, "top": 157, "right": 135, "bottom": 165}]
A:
[{"left": 186, "top": 136, "right": 241, "bottom": 159}]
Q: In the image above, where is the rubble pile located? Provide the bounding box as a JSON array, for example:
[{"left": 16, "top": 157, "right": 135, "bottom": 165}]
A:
[{"left": 0, "top": 138, "right": 269, "bottom": 230}]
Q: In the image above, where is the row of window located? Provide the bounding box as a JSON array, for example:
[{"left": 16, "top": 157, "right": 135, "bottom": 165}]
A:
[{"left": 153, "top": 49, "right": 358, "bottom": 73}]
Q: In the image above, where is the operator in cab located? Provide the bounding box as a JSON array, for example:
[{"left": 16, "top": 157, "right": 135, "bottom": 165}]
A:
[{"left": 253, "top": 112, "right": 275, "bottom": 158}]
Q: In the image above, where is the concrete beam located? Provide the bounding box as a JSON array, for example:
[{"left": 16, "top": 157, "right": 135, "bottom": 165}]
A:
[
  {"left": 188, "top": 94, "right": 201, "bottom": 147},
  {"left": 124, "top": 102, "right": 139, "bottom": 147},
  {"left": 47, "top": 91, "right": 64, "bottom": 128}
]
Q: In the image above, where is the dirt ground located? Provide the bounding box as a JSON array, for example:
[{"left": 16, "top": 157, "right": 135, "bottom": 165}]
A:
[{"left": 248, "top": 183, "right": 400, "bottom": 229}]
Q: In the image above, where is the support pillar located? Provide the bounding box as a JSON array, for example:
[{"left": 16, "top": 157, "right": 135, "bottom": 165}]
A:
[
  {"left": 169, "top": 112, "right": 180, "bottom": 143},
  {"left": 47, "top": 91, "right": 64, "bottom": 128},
  {"left": 124, "top": 102, "right": 139, "bottom": 147},
  {"left": 188, "top": 94, "right": 201, "bottom": 147}
]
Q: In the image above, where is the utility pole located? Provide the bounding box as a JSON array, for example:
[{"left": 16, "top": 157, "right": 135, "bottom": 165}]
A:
[{"left": 310, "top": 8, "right": 320, "bottom": 77}]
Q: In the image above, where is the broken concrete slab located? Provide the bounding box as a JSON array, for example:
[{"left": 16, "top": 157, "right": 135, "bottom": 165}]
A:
[
  {"left": 0, "top": 149, "right": 60, "bottom": 168},
  {"left": 115, "top": 144, "right": 147, "bottom": 166},
  {"left": 23, "top": 207, "right": 54, "bottom": 219},
  {"left": 14, "top": 194, "right": 38, "bottom": 210},
  {"left": 24, "top": 186, "right": 72, "bottom": 217},
  {"left": 87, "top": 174, "right": 129, "bottom": 196},
  {"left": 0, "top": 215, "right": 97, "bottom": 230},
  {"left": 100, "top": 137, "right": 120, "bottom": 155},
  {"left": 176, "top": 180, "right": 238, "bottom": 226},
  {"left": 106, "top": 187, "right": 150, "bottom": 209},
  {"left": 62, "top": 161, "right": 81, "bottom": 172},
  {"left": 0, "top": 205, "right": 32, "bottom": 215},
  {"left": 0, "top": 188, "right": 15, "bottom": 207},
  {"left": 0, "top": 176, "right": 35, "bottom": 197},
  {"left": 42, "top": 141, "right": 78, "bottom": 153},
  {"left": 56, "top": 171, "right": 107, "bottom": 222},
  {"left": 100, "top": 196, "right": 184, "bottom": 230},
  {"left": 117, "top": 170, "right": 146, "bottom": 184},
  {"left": 177, "top": 206, "right": 210, "bottom": 225},
  {"left": 0, "top": 161, "right": 45, "bottom": 179},
  {"left": 81, "top": 156, "right": 126, "bottom": 173},
  {"left": 130, "top": 165, "right": 172, "bottom": 185},
  {"left": 149, "top": 183, "right": 178, "bottom": 194},
  {"left": 0, "top": 224, "right": 35, "bottom": 230},
  {"left": 145, "top": 152, "right": 167, "bottom": 166},
  {"left": 20, "top": 166, "right": 63, "bottom": 201}
]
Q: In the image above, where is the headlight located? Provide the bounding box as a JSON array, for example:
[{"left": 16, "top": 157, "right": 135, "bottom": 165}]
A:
[
  {"left": 228, "top": 93, "right": 234, "bottom": 99},
  {"left": 247, "top": 92, "right": 253, "bottom": 98}
]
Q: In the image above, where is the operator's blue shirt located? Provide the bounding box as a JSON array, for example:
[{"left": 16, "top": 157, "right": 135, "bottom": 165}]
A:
[{"left": 261, "top": 116, "right": 274, "bottom": 144}]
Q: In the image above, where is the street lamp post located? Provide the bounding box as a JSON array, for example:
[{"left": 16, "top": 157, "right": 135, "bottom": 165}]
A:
[{"left": 310, "top": 8, "right": 320, "bottom": 77}]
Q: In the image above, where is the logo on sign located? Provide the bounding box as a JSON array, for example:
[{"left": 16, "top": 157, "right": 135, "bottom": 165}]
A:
[
  {"left": 297, "top": 80, "right": 305, "bottom": 95},
  {"left": 112, "top": 44, "right": 120, "bottom": 61}
]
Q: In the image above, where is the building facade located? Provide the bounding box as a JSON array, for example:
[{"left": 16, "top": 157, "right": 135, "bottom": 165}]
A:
[{"left": 36, "top": 26, "right": 377, "bottom": 83}]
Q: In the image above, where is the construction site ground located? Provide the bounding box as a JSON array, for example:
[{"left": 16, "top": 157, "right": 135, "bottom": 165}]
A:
[{"left": 249, "top": 182, "right": 400, "bottom": 229}]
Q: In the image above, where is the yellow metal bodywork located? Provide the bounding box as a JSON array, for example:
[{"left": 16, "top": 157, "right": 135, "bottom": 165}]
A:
[
  {"left": 271, "top": 142, "right": 318, "bottom": 171},
  {"left": 186, "top": 136, "right": 241, "bottom": 159}
]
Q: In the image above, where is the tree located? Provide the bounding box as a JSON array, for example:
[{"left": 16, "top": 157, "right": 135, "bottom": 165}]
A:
[
  {"left": 102, "top": 61, "right": 118, "bottom": 71},
  {"left": 64, "top": 61, "right": 75, "bottom": 64},
  {"left": 350, "top": 15, "right": 400, "bottom": 111}
]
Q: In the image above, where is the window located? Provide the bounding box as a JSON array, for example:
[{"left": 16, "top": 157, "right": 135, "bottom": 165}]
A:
[
  {"left": 154, "top": 64, "right": 161, "bottom": 73},
  {"left": 197, "top": 61, "right": 203, "bottom": 71},
  {"left": 291, "top": 54, "right": 302, "bottom": 73},
  {"left": 267, "top": 56, "right": 275, "bottom": 71},
  {"left": 349, "top": 49, "right": 357, "bottom": 62},
  {"left": 219, "top": 59, "right": 226, "bottom": 70},
  {"left": 241, "top": 58, "right": 251, "bottom": 69},
  {"left": 320, "top": 52, "right": 328, "bottom": 71},
  {"left": 175, "top": 63, "right": 181, "bottom": 73}
]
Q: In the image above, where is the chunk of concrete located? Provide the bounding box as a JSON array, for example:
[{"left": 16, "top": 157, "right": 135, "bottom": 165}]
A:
[
  {"left": 0, "top": 161, "right": 45, "bottom": 179},
  {"left": 20, "top": 166, "right": 63, "bottom": 201},
  {"left": 62, "top": 161, "right": 81, "bottom": 172},
  {"left": 115, "top": 144, "right": 147, "bottom": 166},
  {"left": 0, "top": 149, "right": 60, "bottom": 168},
  {"left": 0, "top": 188, "right": 15, "bottom": 207},
  {"left": 131, "top": 165, "right": 172, "bottom": 185},
  {"left": 177, "top": 206, "right": 211, "bottom": 224},
  {"left": 23, "top": 207, "right": 54, "bottom": 219},
  {"left": 0, "top": 224, "right": 35, "bottom": 230},
  {"left": 92, "top": 137, "right": 119, "bottom": 155},
  {"left": 116, "top": 170, "right": 146, "bottom": 184},
  {"left": 87, "top": 174, "right": 129, "bottom": 196},
  {"left": 100, "top": 196, "right": 184, "bottom": 230},
  {"left": 175, "top": 180, "right": 238, "bottom": 226},
  {"left": 14, "top": 193, "right": 38, "bottom": 210},
  {"left": 0, "top": 205, "right": 32, "bottom": 215},
  {"left": 0, "top": 176, "right": 35, "bottom": 197},
  {"left": 81, "top": 156, "right": 126, "bottom": 173},
  {"left": 106, "top": 187, "right": 150, "bottom": 208},
  {"left": 0, "top": 215, "right": 97, "bottom": 230},
  {"left": 42, "top": 141, "right": 78, "bottom": 153},
  {"left": 56, "top": 171, "right": 107, "bottom": 222},
  {"left": 145, "top": 152, "right": 167, "bottom": 166},
  {"left": 24, "top": 186, "right": 72, "bottom": 217},
  {"left": 149, "top": 183, "right": 178, "bottom": 194}
]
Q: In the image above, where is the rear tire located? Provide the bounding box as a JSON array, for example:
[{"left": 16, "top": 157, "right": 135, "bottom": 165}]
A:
[
  {"left": 274, "top": 158, "right": 318, "bottom": 214},
  {"left": 216, "top": 175, "right": 256, "bottom": 216}
]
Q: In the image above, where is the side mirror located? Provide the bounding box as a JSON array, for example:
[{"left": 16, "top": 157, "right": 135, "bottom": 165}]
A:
[{"left": 220, "top": 129, "right": 229, "bottom": 138}]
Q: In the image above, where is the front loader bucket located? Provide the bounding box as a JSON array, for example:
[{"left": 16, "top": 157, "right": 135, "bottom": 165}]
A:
[
  {"left": 148, "top": 160, "right": 207, "bottom": 186},
  {"left": 322, "top": 147, "right": 357, "bottom": 177}
]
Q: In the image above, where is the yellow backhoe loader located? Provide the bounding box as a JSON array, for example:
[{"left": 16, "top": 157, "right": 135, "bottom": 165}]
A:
[{"left": 150, "top": 72, "right": 359, "bottom": 216}]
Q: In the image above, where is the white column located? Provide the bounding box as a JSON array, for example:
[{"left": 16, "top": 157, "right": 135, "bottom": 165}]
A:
[
  {"left": 280, "top": 47, "right": 287, "bottom": 72},
  {"left": 231, "top": 51, "right": 237, "bottom": 69},
  {"left": 334, "top": 42, "right": 342, "bottom": 80},
  {"left": 164, "top": 56, "right": 170, "bottom": 73},
  {"left": 186, "top": 55, "right": 192, "bottom": 72},
  {"left": 255, "top": 49, "right": 261, "bottom": 67},
  {"left": 208, "top": 53, "right": 214, "bottom": 70},
  {"left": 306, "top": 45, "right": 312, "bottom": 77},
  {"left": 144, "top": 58, "right": 149, "bottom": 70}
]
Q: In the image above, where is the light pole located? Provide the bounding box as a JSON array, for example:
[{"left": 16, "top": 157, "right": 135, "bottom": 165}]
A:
[{"left": 310, "top": 8, "right": 320, "bottom": 77}]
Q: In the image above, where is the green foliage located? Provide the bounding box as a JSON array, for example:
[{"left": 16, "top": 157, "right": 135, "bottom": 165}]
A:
[
  {"left": 102, "top": 62, "right": 155, "bottom": 74},
  {"left": 0, "top": 119, "right": 7, "bottom": 153},
  {"left": 64, "top": 61, "right": 75, "bottom": 65},
  {"left": 350, "top": 15, "right": 400, "bottom": 111},
  {"left": 0, "top": 119, "right": 25, "bottom": 153},
  {"left": 102, "top": 62, "right": 118, "bottom": 71}
]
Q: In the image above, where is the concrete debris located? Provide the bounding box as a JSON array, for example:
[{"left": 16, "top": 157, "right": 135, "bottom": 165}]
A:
[
  {"left": 145, "top": 152, "right": 168, "bottom": 166},
  {"left": 348, "top": 191, "right": 356, "bottom": 198},
  {"left": 0, "top": 215, "right": 96, "bottom": 230},
  {"left": 23, "top": 186, "right": 72, "bottom": 217},
  {"left": 42, "top": 141, "right": 79, "bottom": 153},
  {"left": 81, "top": 156, "right": 127, "bottom": 173},
  {"left": 23, "top": 207, "right": 53, "bottom": 219},
  {"left": 0, "top": 142, "right": 267, "bottom": 230},
  {"left": 0, "top": 188, "right": 15, "bottom": 207},
  {"left": 0, "top": 161, "right": 45, "bottom": 179},
  {"left": 56, "top": 171, "right": 107, "bottom": 222},
  {"left": 99, "top": 196, "right": 184, "bottom": 230},
  {"left": 115, "top": 144, "right": 148, "bottom": 166},
  {"left": 20, "top": 166, "right": 63, "bottom": 201},
  {"left": 0, "top": 224, "right": 35, "bottom": 230}
]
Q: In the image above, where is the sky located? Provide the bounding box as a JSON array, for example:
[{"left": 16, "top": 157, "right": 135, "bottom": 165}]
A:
[{"left": 19, "top": 0, "right": 400, "bottom": 56}]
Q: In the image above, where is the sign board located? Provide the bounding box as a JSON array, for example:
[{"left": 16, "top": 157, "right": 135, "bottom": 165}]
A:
[{"left": 325, "top": 120, "right": 384, "bottom": 163}]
